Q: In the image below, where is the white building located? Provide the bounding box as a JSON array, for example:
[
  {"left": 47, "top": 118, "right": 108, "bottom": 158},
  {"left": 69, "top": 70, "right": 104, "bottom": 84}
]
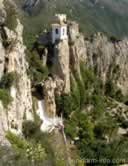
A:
[{"left": 51, "top": 14, "right": 68, "bottom": 44}]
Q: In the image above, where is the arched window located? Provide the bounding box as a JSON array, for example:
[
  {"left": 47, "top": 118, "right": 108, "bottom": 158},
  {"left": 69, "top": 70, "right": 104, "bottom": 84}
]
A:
[
  {"left": 55, "top": 28, "right": 59, "bottom": 34},
  {"left": 63, "top": 28, "right": 65, "bottom": 35}
]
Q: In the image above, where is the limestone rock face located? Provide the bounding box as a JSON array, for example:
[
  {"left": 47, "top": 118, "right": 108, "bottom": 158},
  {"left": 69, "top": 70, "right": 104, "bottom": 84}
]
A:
[
  {"left": 51, "top": 22, "right": 87, "bottom": 94},
  {"left": 0, "top": 7, "right": 6, "bottom": 25},
  {"left": 0, "top": 0, "right": 4, "bottom": 8},
  {"left": 85, "top": 33, "right": 128, "bottom": 95},
  {"left": 68, "top": 25, "right": 128, "bottom": 95},
  {"left": 53, "top": 40, "right": 70, "bottom": 93},
  {"left": 54, "top": 22, "right": 128, "bottom": 96},
  {"left": 0, "top": 5, "right": 33, "bottom": 144},
  {"left": 107, "top": 99, "right": 128, "bottom": 122},
  {"left": 68, "top": 21, "right": 79, "bottom": 43},
  {"left": 43, "top": 76, "right": 64, "bottom": 117},
  {"left": 0, "top": 0, "right": 128, "bottom": 146},
  {"left": 69, "top": 22, "right": 87, "bottom": 74},
  {"left": 0, "top": 102, "right": 10, "bottom": 146},
  {"left": 0, "top": 37, "right": 5, "bottom": 79},
  {"left": 5, "top": 20, "right": 33, "bottom": 132}
]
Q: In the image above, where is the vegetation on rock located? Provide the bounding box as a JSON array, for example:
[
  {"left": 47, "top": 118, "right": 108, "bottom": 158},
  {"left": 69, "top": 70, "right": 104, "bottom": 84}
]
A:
[
  {"left": 0, "top": 89, "right": 12, "bottom": 108},
  {"left": 6, "top": 131, "right": 47, "bottom": 165},
  {"left": 0, "top": 72, "right": 19, "bottom": 89},
  {"left": 0, "top": 72, "right": 18, "bottom": 108},
  {"left": 26, "top": 50, "right": 48, "bottom": 85},
  {"left": 56, "top": 63, "right": 128, "bottom": 165},
  {"left": 4, "top": 0, "right": 18, "bottom": 30},
  {"left": 14, "top": 0, "right": 128, "bottom": 48}
]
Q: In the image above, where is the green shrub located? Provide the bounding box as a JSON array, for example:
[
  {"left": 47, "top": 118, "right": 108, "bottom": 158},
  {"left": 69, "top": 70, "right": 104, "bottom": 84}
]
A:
[
  {"left": 94, "top": 114, "right": 118, "bottom": 139},
  {"left": 115, "top": 89, "right": 124, "bottom": 102},
  {"left": 74, "top": 74, "right": 86, "bottom": 109},
  {"left": 27, "top": 51, "right": 48, "bottom": 85},
  {"left": 0, "top": 72, "right": 19, "bottom": 108},
  {"left": 78, "top": 138, "right": 128, "bottom": 165},
  {"left": 56, "top": 63, "right": 128, "bottom": 163},
  {"left": 0, "top": 72, "right": 18, "bottom": 89},
  {"left": 0, "top": 72, "right": 18, "bottom": 108},
  {"left": 91, "top": 94, "right": 105, "bottom": 120},
  {"left": 22, "top": 120, "right": 39, "bottom": 138},
  {"left": 120, "top": 120, "right": 128, "bottom": 129},
  {"left": 56, "top": 89, "right": 82, "bottom": 118},
  {"left": 0, "top": 89, "right": 12, "bottom": 108},
  {"left": 56, "top": 94, "right": 75, "bottom": 118},
  {"left": 32, "top": 97, "right": 41, "bottom": 125},
  {"left": 4, "top": 0, "right": 17, "bottom": 30},
  {"left": 80, "top": 63, "right": 95, "bottom": 89},
  {"left": 31, "top": 69, "right": 48, "bottom": 84},
  {"left": 65, "top": 120, "right": 78, "bottom": 139},
  {"left": 110, "top": 36, "right": 120, "bottom": 43},
  {"left": 22, "top": 121, "right": 56, "bottom": 164},
  {"left": 6, "top": 131, "right": 47, "bottom": 163},
  {"left": 6, "top": 131, "right": 27, "bottom": 150},
  {"left": 105, "top": 79, "right": 124, "bottom": 102},
  {"left": 105, "top": 79, "right": 116, "bottom": 97},
  {"left": 77, "top": 112, "right": 94, "bottom": 142}
]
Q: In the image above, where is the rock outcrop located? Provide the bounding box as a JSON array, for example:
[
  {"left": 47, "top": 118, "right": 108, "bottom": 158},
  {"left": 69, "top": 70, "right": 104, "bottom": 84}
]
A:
[
  {"left": 0, "top": 1, "right": 33, "bottom": 144},
  {"left": 0, "top": 38, "right": 5, "bottom": 79},
  {"left": 0, "top": 0, "right": 128, "bottom": 148},
  {"left": 68, "top": 24, "right": 128, "bottom": 96},
  {"left": 85, "top": 33, "right": 128, "bottom": 95},
  {"left": 43, "top": 76, "right": 64, "bottom": 117},
  {"left": 62, "top": 21, "right": 128, "bottom": 96},
  {"left": 68, "top": 21, "right": 87, "bottom": 75},
  {"left": 53, "top": 40, "right": 70, "bottom": 94},
  {"left": 6, "top": 20, "right": 33, "bottom": 131},
  {"left": 42, "top": 20, "right": 128, "bottom": 119},
  {"left": 68, "top": 23, "right": 128, "bottom": 96}
]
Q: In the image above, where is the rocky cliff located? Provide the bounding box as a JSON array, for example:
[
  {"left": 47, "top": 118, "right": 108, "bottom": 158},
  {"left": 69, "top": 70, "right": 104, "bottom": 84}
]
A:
[
  {"left": 0, "top": 1, "right": 128, "bottom": 164},
  {"left": 85, "top": 33, "right": 128, "bottom": 95},
  {"left": 69, "top": 23, "right": 128, "bottom": 97},
  {"left": 32, "top": 17, "right": 128, "bottom": 127},
  {"left": 51, "top": 21, "right": 128, "bottom": 96},
  {"left": 0, "top": 0, "right": 33, "bottom": 145}
]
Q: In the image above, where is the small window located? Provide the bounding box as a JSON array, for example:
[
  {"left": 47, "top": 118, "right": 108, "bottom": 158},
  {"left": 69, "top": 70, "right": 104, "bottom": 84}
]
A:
[
  {"left": 55, "top": 28, "right": 59, "bottom": 34},
  {"left": 63, "top": 28, "right": 65, "bottom": 35}
]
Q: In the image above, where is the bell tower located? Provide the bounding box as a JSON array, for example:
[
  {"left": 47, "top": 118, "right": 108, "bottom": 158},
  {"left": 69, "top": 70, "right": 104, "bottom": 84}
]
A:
[{"left": 51, "top": 14, "right": 68, "bottom": 44}]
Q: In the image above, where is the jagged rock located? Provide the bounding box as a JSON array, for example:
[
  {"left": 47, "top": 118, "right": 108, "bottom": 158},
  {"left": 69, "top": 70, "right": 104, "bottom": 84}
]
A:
[
  {"left": 43, "top": 76, "right": 64, "bottom": 117},
  {"left": 42, "top": 48, "right": 48, "bottom": 66},
  {"left": 106, "top": 98, "right": 128, "bottom": 121},
  {"left": 0, "top": 12, "right": 33, "bottom": 143},
  {"left": 56, "top": 21, "right": 128, "bottom": 96},
  {"left": 69, "top": 22, "right": 87, "bottom": 75},
  {"left": 86, "top": 32, "right": 128, "bottom": 95},
  {"left": 0, "top": 36, "right": 5, "bottom": 79},
  {"left": 6, "top": 20, "right": 33, "bottom": 132},
  {"left": 53, "top": 40, "right": 70, "bottom": 93},
  {"left": 0, "top": 102, "right": 10, "bottom": 146},
  {"left": 0, "top": 0, "right": 4, "bottom": 9},
  {"left": 68, "top": 21, "right": 79, "bottom": 43},
  {"left": 54, "top": 75, "right": 64, "bottom": 96},
  {"left": 43, "top": 77, "right": 56, "bottom": 117},
  {"left": 0, "top": 8, "right": 6, "bottom": 25}
]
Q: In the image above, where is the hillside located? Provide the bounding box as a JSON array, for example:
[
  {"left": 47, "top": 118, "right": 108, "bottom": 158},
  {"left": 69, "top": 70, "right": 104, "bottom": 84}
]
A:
[
  {"left": 14, "top": 0, "right": 128, "bottom": 47},
  {"left": 0, "top": 0, "right": 128, "bottom": 165}
]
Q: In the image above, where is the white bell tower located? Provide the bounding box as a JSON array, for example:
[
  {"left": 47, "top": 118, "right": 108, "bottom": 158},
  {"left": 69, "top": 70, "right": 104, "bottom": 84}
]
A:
[{"left": 51, "top": 14, "right": 68, "bottom": 44}]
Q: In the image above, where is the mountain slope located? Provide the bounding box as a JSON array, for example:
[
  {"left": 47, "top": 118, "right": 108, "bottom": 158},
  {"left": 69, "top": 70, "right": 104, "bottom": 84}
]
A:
[
  {"left": 14, "top": 0, "right": 128, "bottom": 47},
  {"left": 0, "top": 1, "right": 128, "bottom": 165}
]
